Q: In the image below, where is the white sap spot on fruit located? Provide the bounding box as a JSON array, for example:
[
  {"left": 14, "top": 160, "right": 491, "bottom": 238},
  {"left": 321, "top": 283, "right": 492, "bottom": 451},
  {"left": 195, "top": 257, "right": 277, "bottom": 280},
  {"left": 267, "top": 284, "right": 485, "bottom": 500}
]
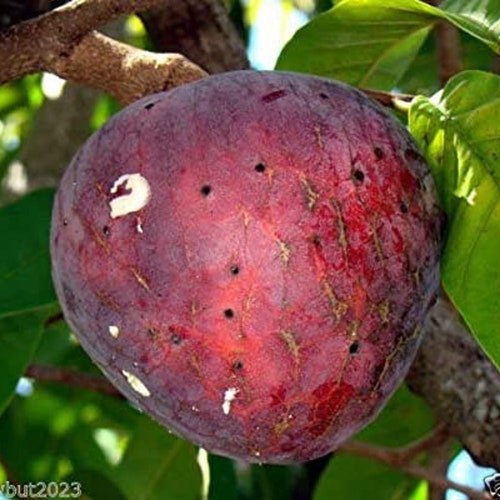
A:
[
  {"left": 222, "top": 387, "right": 239, "bottom": 415},
  {"left": 109, "top": 173, "right": 151, "bottom": 219},
  {"left": 108, "top": 325, "right": 120, "bottom": 338},
  {"left": 121, "top": 370, "right": 151, "bottom": 397},
  {"left": 191, "top": 405, "right": 200, "bottom": 413}
]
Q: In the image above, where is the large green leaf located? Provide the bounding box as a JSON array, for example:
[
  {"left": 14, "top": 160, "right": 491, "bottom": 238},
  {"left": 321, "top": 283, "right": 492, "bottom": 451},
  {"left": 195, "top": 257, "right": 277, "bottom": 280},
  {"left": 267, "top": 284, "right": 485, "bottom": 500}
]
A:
[
  {"left": 441, "top": 0, "right": 500, "bottom": 53},
  {"left": 0, "top": 189, "right": 57, "bottom": 318},
  {"left": 314, "top": 385, "right": 433, "bottom": 499},
  {"left": 276, "top": 0, "right": 442, "bottom": 89},
  {"left": 409, "top": 70, "right": 500, "bottom": 369},
  {"left": 0, "top": 307, "right": 53, "bottom": 416},
  {"left": 113, "top": 417, "right": 202, "bottom": 500},
  {"left": 68, "top": 468, "right": 127, "bottom": 500},
  {"left": 276, "top": 0, "right": 499, "bottom": 90}
]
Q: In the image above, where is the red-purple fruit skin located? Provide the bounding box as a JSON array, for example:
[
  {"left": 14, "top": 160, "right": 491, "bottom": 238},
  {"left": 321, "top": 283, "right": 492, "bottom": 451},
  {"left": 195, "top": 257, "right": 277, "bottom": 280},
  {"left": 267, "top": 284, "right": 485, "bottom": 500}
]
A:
[{"left": 50, "top": 70, "right": 443, "bottom": 464}]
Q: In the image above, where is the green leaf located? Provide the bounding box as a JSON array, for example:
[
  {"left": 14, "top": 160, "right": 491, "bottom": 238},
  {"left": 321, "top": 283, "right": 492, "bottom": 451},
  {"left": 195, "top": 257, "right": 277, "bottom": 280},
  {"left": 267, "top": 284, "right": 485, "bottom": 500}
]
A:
[
  {"left": 315, "top": 454, "right": 413, "bottom": 500},
  {"left": 276, "top": 0, "right": 440, "bottom": 90},
  {"left": 0, "top": 189, "right": 57, "bottom": 318},
  {"left": 68, "top": 468, "right": 127, "bottom": 500},
  {"left": 276, "top": 0, "right": 499, "bottom": 91},
  {"left": 441, "top": 0, "right": 500, "bottom": 53},
  {"left": 248, "top": 463, "right": 301, "bottom": 500},
  {"left": 314, "top": 385, "right": 433, "bottom": 499},
  {"left": 208, "top": 454, "right": 238, "bottom": 500},
  {"left": 0, "top": 307, "right": 53, "bottom": 416},
  {"left": 113, "top": 417, "right": 202, "bottom": 500},
  {"left": 409, "top": 70, "right": 500, "bottom": 369}
]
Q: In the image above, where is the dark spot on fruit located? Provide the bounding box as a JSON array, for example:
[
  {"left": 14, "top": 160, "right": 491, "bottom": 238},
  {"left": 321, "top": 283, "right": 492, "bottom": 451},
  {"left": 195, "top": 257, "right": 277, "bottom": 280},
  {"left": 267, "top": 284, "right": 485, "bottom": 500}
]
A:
[
  {"left": 352, "top": 170, "right": 365, "bottom": 183},
  {"left": 255, "top": 163, "right": 266, "bottom": 173},
  {"left": 224, "top": 308, "right": 235, "bottom": 319},
  {"left": 349, "top": 342, "right": 359, "bottom": 354},
  {"left": 63, "top": 218, "right": 68, "bottom": 226},
  {"left": 102, "top": 225, "right": 110, "bottom": 236},
  {"left": 400, "top": 202, "right": 408, "bottom": 214},
  {"left": 312, "top": 235, "right": 321, "bottom": 246},
  {"left": 145, "top": 102, "right": 155, "bottom": 110},
  {"left": 171, "top": 333, "right": 182, "bottom": 345},
  {"left": 232, "top": 360, "right": 243, "bottom": 371},
  {"left": 374, "top": 147, "right": 384, "bottom": 160},
  {"left": 319, "top": 92, "right": 329, "bottom": 99},
  {"left": 230, "top": 265, "right": 240, "bottom": 276},
  {"left": 262, "top": 89, "right": 286, "bottom": 103},
  {"left": 201, "top": 185, "right": 212, "bottom": 196}
]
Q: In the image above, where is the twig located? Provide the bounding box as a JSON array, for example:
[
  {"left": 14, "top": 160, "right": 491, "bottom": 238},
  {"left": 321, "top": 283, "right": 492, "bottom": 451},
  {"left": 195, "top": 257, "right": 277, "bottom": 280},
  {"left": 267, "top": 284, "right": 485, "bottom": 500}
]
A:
[
  {"left": 25, "top": 363, "right": 123, "bottom": 398},
  {"left": 361, "top": 88, "right": 414, "bottom": 112},
  {"left": 381, "top": 422, "right": 449, "bottom": 466},
  {"left": 427, "top": 436, "right": 454, "bottom": 500},
  {"left": 339, "top": 439, "right": 489, "bottom": 499}
]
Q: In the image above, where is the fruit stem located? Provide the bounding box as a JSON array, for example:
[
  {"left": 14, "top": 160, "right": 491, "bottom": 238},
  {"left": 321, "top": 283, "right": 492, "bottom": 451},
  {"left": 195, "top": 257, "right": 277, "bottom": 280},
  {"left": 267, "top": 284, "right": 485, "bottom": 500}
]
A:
[{"left": 392, "top": 96, "right": 413, "bottom": 114}]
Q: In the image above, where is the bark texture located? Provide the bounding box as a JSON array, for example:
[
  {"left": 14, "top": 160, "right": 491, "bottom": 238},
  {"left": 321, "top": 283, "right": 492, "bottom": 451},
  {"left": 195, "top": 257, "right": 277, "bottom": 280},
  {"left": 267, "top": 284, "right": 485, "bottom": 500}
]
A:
[
  {"left": 140, "top": 0, "right": 249, "bottom": 73},
  {"left": 408, "top": 297, "right": 500, "bottom": 468}
]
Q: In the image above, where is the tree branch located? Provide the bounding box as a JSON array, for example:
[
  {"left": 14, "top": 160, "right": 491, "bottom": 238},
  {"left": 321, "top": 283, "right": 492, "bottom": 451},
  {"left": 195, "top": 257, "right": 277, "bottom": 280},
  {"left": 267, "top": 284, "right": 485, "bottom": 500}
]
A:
[
  {"left": 408, "top": 297, "right": 500, "bottom": 469},
  {"left": 51, "top": 31, "right": 207, "bottom": 104},
  {"left": 0, "top": 0, "right": 208, "bottom": 103},
  {"left": 339, "top": 440, "right": 489, "bottom": 499},
  {"left": 139, "top": 0, "right": 249, "bottom": 73},
  {"left": 25, "top": 363, "right": 123, "bottom": 398},
  {"left": 427, "top": 437, "right": 453, "bottom": 500},
  {"left": 0, "top": 0, "right": 156, "bottom": 79}
]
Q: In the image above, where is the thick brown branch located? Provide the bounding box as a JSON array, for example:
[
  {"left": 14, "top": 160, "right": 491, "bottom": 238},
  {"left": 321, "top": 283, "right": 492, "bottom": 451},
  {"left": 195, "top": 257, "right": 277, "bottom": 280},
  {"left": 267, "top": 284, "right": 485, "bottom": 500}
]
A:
[
  {"left": 25, "top": 363, "right": 123, "bottom": 398},
  {"left": 50, "top": 31, "right": 207, "bottom": 104},
  {"left": 408, "top": 297, "right": 500, "bottom": 469},
  {"left": 0, "top": 0, "right": 162, "bottom": 84},
  {"left": 139, "top": 0, "right": 249, "bottom": 73},
  {"left": 339, "top": 440, "right": 489, "bottom": 499},
  {"left": 0, "top": 0, "right": 209, "bottom": 101}
]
